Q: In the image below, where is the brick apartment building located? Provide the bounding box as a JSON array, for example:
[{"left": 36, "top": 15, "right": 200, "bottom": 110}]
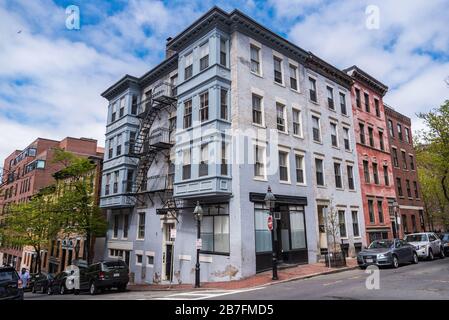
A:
[
  {"left": 345, "top": 66, "right": 397, "bottom": 243},
  {"left": 0, "top": 137, "right": 104, "bottom": 271},
  {"left": 385, "top": 105, "right": 426, "bottom": 237}
]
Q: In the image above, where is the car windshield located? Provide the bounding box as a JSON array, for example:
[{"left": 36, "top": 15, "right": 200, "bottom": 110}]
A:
[
  {"left": 0, "top": 270, "right": 18, "bottom": 282},
  {"left": 405, "top": 234, "right": 427, "bottom": 242},
  {"left": 369, "top": 240, "right": 393, "bottom": 249},
  {"left": 103, "top": 261, "right": 127, "bottom": 271}
]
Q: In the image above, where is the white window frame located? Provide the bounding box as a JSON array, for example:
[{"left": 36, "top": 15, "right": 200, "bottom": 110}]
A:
[
  {"left": 308, "top": 75, "right": 318, "bottom": 103},
  {"left": 294, "top": 150, "right": 306, "bottom": 186},
  {"left": 343, "top": 126, "right": 351, "bottom": 151},
  {"left": 251, "top": 89, "right": 265, "bottom": 127},
  {"left": 311, "top": 114, "right": 322, "bottom": 143},
  {"left": 326, "top": 85, "right": 335, "bottom": 110},
  {"left": 351, "top": 211, "right": 361, "bottom": 238},
  {"left": 330, "top": 121, "right": 339, "bottom": 148},
  {"left": 276, "top": 101, "right": 288, "bottom": 133},
  {"left": 253, "top": 142, "right": 267, "bottom": 181},
  {"left": 137, "top": 212, "right": 145, "bottom": 240},
  {"left": 273, "top": 53, "right": 284, "bottom": 86},
  {"left": 278, "top": 146, "right": 291, "bottom": 184},
  {"left": 288, "top": 62, "right": 299, "bottom": 92},
  {"left": 292, "top": 106, "right": 303, "bottom": 138},
  {"left": 314, "top": 156, "right": 325, "bottom": 187},
  {"left": 334, "top": 161, "right": 343, "bottom": 190},
  {"left": 338, "top": 210, "right": 348, "bottom": 239},
  {"left": 250, "top": 41, "right": 262, "bottom": 77},
  {"left": 346, "top": 163, "right": 356, "bottom": 191},
  {"left": 135, "top": 251, "right": 143, "bottom": 266}
]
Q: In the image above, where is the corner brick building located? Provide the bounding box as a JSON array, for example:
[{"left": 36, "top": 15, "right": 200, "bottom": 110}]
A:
[
  {"left": 0, "top": 137, "right": 104, "bottom": 270},
  {"left": 385, "top": 105, "right": 426, "bottom": 237}
]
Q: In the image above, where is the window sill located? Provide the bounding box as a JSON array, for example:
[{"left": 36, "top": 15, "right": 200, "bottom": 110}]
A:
[
  {"left": 278, "top": 130, "right": 289, "bottom": 136},
  {"left": 274, "top": 81, "right": 285, "bottom": 88},
  {"left": 290, "top": 88, "right": 301, "bottom": 94},
  {"left": 313, "top": 140, "right": 323, "bottom": 145},
  {"left": 335, "top": 188, "right": 345, "bottom": 191},
  {"left": 345, "top": 149, "right": 353, "bottom": 154},
  {"left": 317, "top": 185, "right": 327, "bottom": 189},
  {"left": 293, "top": 134, "right": 304, "bottom": 139},
  {"left": 136, "top": 238, "right": 145, "bottom": 241},
  {"left": 332, "top": 146, "right": 340, "bottom": 150},
  {"left": 296, "top": 183, "right": 307, "bottom": 187},
  {"left": 252, "top": 123, "right": 267, "bottom": 129},
  {"left": 254, "top": 177, "right": 267, "bottom": 182},
  {"left": 250, "top": 71, "right": 264, "bottom": 79},
  {"left": 348, "top": 189, "right": 357, "bottom": 193},
  {"left": 199, "top": 251, "right": 230, "bottom": 257},
  {"left": 279, "top": 181, "right": 291, "bottom": 185},
  {"left": 309, "top": 99, "right": 320, "bottom": 105}
]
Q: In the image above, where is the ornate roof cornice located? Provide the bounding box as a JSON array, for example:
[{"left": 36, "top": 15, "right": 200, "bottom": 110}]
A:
[{"left": 344, "top": 65, "right": 388, "bottom": 96}]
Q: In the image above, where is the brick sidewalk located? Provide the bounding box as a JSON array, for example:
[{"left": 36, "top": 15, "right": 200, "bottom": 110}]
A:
[{"left": 128, "top": 259, "right": 358, "bottom": 292}]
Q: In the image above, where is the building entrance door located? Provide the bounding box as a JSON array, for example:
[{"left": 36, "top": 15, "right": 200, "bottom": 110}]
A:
[
  {"left": 317, "top": 205, "right": 329, "bottom": 252},
  {"left": 162, "top": 223, "right": 175, "bottom": 281}
]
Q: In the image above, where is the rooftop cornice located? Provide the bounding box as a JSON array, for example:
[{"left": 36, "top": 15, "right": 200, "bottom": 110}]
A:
[
  {"left": 101, "top": 75, "right": 140, "bottom": 100},
  {"left": 384, "top": 104, "right": 411, "bottom": 125},
  {"left": 139, "top": 53, "right": 178, "bottom": 88},
  {"left": 344, "top": 65, "right": 388, "bottom": 96}
]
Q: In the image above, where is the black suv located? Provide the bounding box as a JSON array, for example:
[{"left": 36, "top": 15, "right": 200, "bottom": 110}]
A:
[
  {"left": 0, "top": 267, "right": 24, "bottom": 300},
  {"left": 440, "top": 233, "right": 449, "bottom": 256},
  {"left": 78, "top": 260, "right": 129, "bottom": 295}
]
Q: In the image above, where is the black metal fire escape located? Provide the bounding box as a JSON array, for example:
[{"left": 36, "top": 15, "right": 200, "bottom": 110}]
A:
[{"left": 128, "top": 82, "right": 183, "bottom": 218}]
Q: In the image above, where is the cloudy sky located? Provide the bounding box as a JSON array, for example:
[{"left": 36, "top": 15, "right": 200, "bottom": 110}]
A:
[{"left": 0, "top": 0, "right": 448, "bottom": 163}]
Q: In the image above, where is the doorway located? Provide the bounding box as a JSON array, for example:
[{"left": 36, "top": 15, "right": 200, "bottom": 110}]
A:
[
  {"left": 317, "top": 205, "right": 329, "bottom": 252},
  {"left": 162, "top": 222, "right": 175, "bottom": 281}
]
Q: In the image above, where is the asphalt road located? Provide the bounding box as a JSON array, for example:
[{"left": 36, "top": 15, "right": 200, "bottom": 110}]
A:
[
  {"left": 211, "top": 257, "right": 449, "bottom": 300},
  {"left": 24, "top": 257, "right": 449, "bottom": 300}
]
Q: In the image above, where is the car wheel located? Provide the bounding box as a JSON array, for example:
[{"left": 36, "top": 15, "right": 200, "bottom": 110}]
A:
[
  {"left": 89, "top": 282, "right": 97, "bottom": 295},
  {"left": 392, "top": 255, "right": 399, "bottom": 268},
  {"left": 440, "top": 247, "right": 445, "bottom": 259},
  {"left": 428, "top": 249, "right": 434, "bottom": 261},
  {"left": 60, "top": 285, "right": 66, "bottom": 295},
  {"left": 412, "top": 252, "right": 419, "bottom": 264}
]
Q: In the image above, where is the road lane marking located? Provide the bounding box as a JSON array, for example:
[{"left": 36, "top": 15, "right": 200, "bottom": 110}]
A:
[{"left": 323, "top": 280, "right": 343, "bottom": 286}]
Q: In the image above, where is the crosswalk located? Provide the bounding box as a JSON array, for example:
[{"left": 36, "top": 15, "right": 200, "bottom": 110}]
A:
[{"left": 157, "top": 287, "right": 266, "bottom": 300}]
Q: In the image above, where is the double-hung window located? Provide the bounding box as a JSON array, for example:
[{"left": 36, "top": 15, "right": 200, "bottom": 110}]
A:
[
  {"left": 116, "top": 134, "right": 122, "bottom": 156},
  {"left": 312, "top": 116, "right": 321, "bottom": 142},
  {"left": 137, "top": 213, "right": 145, "bottom": 239},
  {"left": 331, "top": 123, "right": 338, "bottom": 147},
  {"left": 374, "top": 99, "right": 380, "bottom": 117},
  {"left": 364, "top": 92, "right": 370, "bottom": 112},
  {"left": 199, "top": 143, "right": 209, "bottom": 177},
  {"left": 113, "top": 215, "right": 119, "bottom": 238},
  {"left": 378, "top": 200, "right": 384, "bottom": 223},
  {"left": 292, "top": 109, "right": 302, "bottom": 136},
  {"left": 397, "top": 123, "right": 403, "bottom": 141},
  {"left": 113, "top": 171, "right": 119, "bottom": 193},
  {"left": 289, "top": 64, "right": 298, "bottom": 90},
  {"left": 327, "top": 86, "right": 334, "bottom": 110},
  {"left": 273, "top": 56, "right": 283, "bottom": 84},
  {"left": 363, "top": 160, "right": 370, "bottom": 183},
  {"left": 379, "top": 130, "right": 385, "bottom": 151},
  {"left": 355, "top": 88, "right": 361, "bottom": 108},
  {"left": 340, "top": 92, "right": 347, "bottom": 115},
  {"left": 334, "top": 162, "right": 342, "bottom": 188},
  {"left": 359, "top": 123, "right": 366, "bottom": 145},
  {"left": 338, "top": 211, "right": 347, "bottom": 238},
  {"left": 347, "top": 165, "right": 355, "bottom": 190},
  {"left": 111, "top": 102, "right": 117, "bottom": 122},
  {"left": 343, "top": 127, "right": 350, "bottom": 151},
  {"left": 182, "top": 148, "right": 191, "bottom": 180},
  {"left": 200, "top": 42, "right": 209, "bottom": 71},
  {"left": 199, "top": 91, "right": 209, "bottom": 122},
  {"left": 250, "top": 45, "right": 261, "bottom": 74},
  {"left": 252, "top": 94, "right": 263, "bottom": 125},
  {"left": 315, "top": 158, "right": 324, "bottom": 186},
  {"left": 220, "top": 89, "right": 228, "bottom": 120},
  {"left": 373, "top": 162, "right": 379, "bottom": 184},
  {"left": 368, "top": 127, "right": 374, "bottom": 147},
  {"left": 276, "top": 103, "right": 286, "bottom": 132},
  {"left": 220, "top": 38, "right": 227, "bottom": 66},
  {"left": 279, "top": 151, "right": 289, "bottom": 182},
  {"left": 119, "top": 97, "right": 126, "bottom": 118},
  {"left": 309, "top": 77, "right": 317, "bottom": 102},
  {"left": 254, "top": 145, "right": 266, "bottom": 179},
  {"left": 295, "top": 154, "right": 305, "bottom": 184},
  {"left": 402, "top": 150, "right": 408, "bottom": 169},
  {"left": 383, "top": 165, "right": 389, "bottom": 186},
  {"left": 392, "top": 148, "right": 399, "bottom": 167},
  {"left": 184, "top": 52, "right": 193, "bottom": 80},
  {"left": 388, "top": 119, "right": 394, "bottom": 137},
  {"left": 352, "top": 211, "right": 360, "bottom": 237},
  {"left": 183, "top": 99, "right": 192, "bottom": 129}
]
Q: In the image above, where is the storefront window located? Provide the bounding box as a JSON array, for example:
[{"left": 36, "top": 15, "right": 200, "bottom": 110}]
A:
[
  {"left": 201, "top": 204, "right": 229, "bottom": 254},
  {"left": 255, "top": 203, "right": 272, "bottom": 253}
]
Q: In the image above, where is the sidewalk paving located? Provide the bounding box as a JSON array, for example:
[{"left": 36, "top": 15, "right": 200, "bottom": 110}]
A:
[{"left": 128, "top": 259, "right": 358, "bottom": 292}]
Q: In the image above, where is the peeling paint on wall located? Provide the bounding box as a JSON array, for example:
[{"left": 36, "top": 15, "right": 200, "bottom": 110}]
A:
[{"left": 212, "top": 264, "right": 239, "bottom": 280}]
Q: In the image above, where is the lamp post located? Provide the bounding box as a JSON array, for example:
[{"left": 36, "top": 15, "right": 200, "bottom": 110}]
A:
[
  {"left": 264, "top": 186, "right": 278, "bottom": 280},
  {"left": 193, "top": 201, "right": 203, "bottom": 288},
  {"left": 393, "top": 201, "right": 399, "bottom": 238}
]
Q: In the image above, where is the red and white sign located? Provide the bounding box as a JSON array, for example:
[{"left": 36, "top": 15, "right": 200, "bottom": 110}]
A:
[{"left": 267, "top": 215, "right": 273, "bottom": 231}]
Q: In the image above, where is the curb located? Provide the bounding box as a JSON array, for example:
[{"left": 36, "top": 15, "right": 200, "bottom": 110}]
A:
[{"left": 127, "top": 265, "right": 359, "bottom": 292}]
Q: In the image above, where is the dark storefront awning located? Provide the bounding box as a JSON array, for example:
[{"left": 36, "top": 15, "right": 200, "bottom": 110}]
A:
[{"left": 249, "top": 193, "right": 307, "bottom": 206}]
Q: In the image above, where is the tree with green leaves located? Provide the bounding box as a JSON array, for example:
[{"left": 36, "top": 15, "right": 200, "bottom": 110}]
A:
[
  {"left": 416, "top": 100, "right": 449, "bottom": 231},
  {"left": 52, "top": 149, "right": 107, "bottom": 264},
  {"left": 0, "top": 187, "right": 61, "bottom": 273}
]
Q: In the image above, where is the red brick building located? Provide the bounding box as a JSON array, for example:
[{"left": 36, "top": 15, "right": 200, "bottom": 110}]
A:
[
  {"left": 385, "top": 105, "right": 426, "bottom": 237},
  {"left": 0, "top": 137, "right": 103, "bottom": 270},
  {"left": 345, "top": 66, "right": 397, "bottom": 243}
]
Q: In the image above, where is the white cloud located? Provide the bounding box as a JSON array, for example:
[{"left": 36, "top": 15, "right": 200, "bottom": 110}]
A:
[{"left": 280, "top": 0, "right": 449, "bottom": 132}]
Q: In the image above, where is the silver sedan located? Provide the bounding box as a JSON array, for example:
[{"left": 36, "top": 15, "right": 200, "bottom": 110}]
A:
[{"left": 357, "top": 239, "right": 418, "bottom": 269}]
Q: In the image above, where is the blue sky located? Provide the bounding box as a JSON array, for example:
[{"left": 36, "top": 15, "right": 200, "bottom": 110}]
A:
[{"left": 0, "top": 0, "right": 448, "bottom": 163}]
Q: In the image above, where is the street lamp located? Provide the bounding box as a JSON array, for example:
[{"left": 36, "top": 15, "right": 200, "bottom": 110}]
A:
[
  {"left": 264, "top": 186, "right": 278, "bottom": 280},
  {"left": 193, "top": 201, "right": 203, "bottom": 288},
  {"left": 393, "top": 201, "right": 399, "bottom": 238}
]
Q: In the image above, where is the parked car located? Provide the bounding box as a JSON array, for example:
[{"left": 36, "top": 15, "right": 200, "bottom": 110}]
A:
[
  {"left": 32, "top": 273, "right": 54, "bottom": 294},
  {"left": 439, "top": 233, "right": 449, "bottom": 256},
  {"left": 47, "top": 270, "right": 76, "bottom": 295},
  {"left": 0, "top": 266, "right": 24, "bottom": 300},
  {"left": 404, "top": 232, "right": 445, "bottom": 260},
  {"left": 77, "top": 260, "right": 129, "bottom": 295},
  {"left": 357, "top": 239, "right": 418, "bottom": 269}
]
